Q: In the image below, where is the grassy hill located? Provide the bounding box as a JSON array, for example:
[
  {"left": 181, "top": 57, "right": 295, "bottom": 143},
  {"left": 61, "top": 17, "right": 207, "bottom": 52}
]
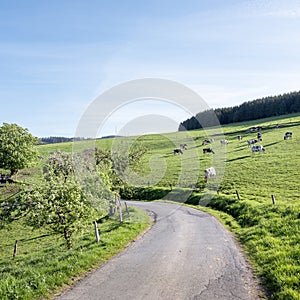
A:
[
  {"left": 90, "top": 112, "right": 299, "bottom": 300},
  {"left": 1, "top": 112, "right": 299, "bottom": 299}
]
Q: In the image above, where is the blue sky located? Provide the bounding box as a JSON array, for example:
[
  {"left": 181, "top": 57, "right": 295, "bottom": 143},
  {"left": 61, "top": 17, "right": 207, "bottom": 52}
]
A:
[{"left": 1, "top": 0, "right": 300, "bottom": 137}]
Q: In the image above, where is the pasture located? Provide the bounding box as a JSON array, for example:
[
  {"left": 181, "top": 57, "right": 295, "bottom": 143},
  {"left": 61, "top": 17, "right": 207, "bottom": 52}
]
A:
[
  {"left": 95, "top": 113, "right": 299, "bottom": 300},
  {"left": 0, "top": 113, "right": 299, "bottom": 299},
  {"left": 36, "top": 113, "right": 299, "bottom": 299}
]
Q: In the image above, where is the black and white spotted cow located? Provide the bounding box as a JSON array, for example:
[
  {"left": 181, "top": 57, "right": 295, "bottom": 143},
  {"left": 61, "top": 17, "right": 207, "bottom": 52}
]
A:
[
  {"left": 284, "top": 132, "right": 293, "bottom": 140},
  {"left": 257, "top": 132, "right": 262, "bottom": 141},
  {"left": 251, "top": 145, "right": 265, "bottom": 154},
  {"left": 237, "top": 135, "right": 242, "bottom": 141},
  {"left": 174, "top": 148, "right": 183, "bottom": 155},
  {"left": 201, "top": 138, "right": 214, "bottom": 146},
  {"left": 180, "top": 143, "right": 187, "bottom": 150},
  {"left": 247, "top": 139, "right": 258, "bottom": 147},
  {"left": 203, "top": 148, "right": 215, "bottom": 154},
  {"left": 204, "top": 167, "right": 216, "bottom": 182}
]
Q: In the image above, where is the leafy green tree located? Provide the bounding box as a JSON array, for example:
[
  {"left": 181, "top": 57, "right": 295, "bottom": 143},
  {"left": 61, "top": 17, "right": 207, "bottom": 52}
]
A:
[
  {"left": 20, "top": 175, "right": 89, "bottom": 249},
  {"left": 43, "top": 150, "right": 74, "bottom": 180},
  {"left": 1, "top": 150, "right": 111, "bottom": 249},
  {"left": 0, "top": 123, "right": 38, "bottom": 175},
  {"left": 95, "top": 141, "right": 147, "bottom": 195}
]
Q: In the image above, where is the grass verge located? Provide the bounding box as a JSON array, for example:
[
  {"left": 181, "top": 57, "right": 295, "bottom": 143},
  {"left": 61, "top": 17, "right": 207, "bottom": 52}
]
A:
[
  {"left": 0, "top": 206, "right": 151, "bottom": 300},
  {"left": 158, "top": 197, "right": 299, "bottom": 300}
]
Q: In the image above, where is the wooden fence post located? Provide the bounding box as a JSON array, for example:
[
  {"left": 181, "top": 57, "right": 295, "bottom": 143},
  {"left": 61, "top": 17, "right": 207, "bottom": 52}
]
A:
[
  {"left": 116, "top": 196, "right": 123, "bottom": 223},
  {"left": 119, "top": 203, "right": 123, "bottom": 223},
  {"left": 124, "top": 201, "right": 129, "bottom": 214},
  {"left": 13, "top": 240, "right": 18, "bottom": 258},
  {"left": 271, "top": 194, "right": 276, "bottom": 205},
  {"left": 235, "top": 190, "right": 240, "bottom": 201},
  {"left": 94, "top": 221, "right": 100, "bottom": 242},
  {"left": 109, "top": 201, "right": 114, "bottom": 216}
]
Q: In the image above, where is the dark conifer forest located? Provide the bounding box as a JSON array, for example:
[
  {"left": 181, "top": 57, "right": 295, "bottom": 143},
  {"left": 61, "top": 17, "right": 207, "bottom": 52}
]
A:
[{"left": 179, "top": 91, "right": 300, "bottom": 131}]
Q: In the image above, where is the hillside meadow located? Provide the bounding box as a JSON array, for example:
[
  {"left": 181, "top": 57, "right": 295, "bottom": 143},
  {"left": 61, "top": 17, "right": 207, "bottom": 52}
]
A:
[
  {"left": 91, "top": 113, "right": 298, "bottom": 300},
  {"left": 0, "top": 113, "right": 299, "bottom": 299},
  {"left": 0, "top": 139, "right": 150, "bottom": 299}
]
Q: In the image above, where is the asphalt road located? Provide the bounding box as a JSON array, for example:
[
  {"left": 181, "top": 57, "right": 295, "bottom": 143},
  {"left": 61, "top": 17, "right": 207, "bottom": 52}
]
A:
[{"left": 55, "top": 201, "right": 262, "bottom": 300}]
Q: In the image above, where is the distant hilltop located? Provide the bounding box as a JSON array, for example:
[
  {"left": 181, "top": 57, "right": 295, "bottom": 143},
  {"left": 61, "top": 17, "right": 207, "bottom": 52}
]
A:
[
  {"left": 179, "top": 90, "right": 300, "bottom": 131},
  {"left": 99, "top": 135, "right": 122, "bottom": 140},
  {"left": 39, "top": 135, "right": 122, "bottom": 144},
  {"left": 38, "top": 136, "right": 90, "bottom": 144}
]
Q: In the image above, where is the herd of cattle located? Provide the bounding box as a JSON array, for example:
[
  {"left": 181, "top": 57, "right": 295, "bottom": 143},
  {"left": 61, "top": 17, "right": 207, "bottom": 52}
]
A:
[{"left": 173, "top": 129, "right": 294, "bottom": 182}]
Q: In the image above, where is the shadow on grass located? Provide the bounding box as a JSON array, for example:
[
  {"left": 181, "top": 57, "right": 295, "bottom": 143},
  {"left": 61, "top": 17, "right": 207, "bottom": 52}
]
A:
[
  {"left": 226, "top": 155, "right": 249, "bottom": 162},
  {"left": 263, "top": 141, "right": 281, "bottom": 147},
  {"left": 1, "top": 233, "right": 56, "bottom": 248}
]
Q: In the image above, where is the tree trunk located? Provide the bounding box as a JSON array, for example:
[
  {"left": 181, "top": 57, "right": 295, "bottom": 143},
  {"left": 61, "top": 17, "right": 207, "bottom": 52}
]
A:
[
  {"left": 64, "top": 228, "right": 72, "bottom": 250},
  {"left": 10, "top": 169, "right": 18, "bottom": 176}
]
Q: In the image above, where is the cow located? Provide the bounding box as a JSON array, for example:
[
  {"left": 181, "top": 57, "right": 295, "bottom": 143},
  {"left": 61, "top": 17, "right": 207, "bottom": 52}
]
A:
[
  {"left": 203, "top": 148, "right": 215, "bottom": 154},
  {"left": 201, "top": 138, "right": 214, "bottom": 146},
  {"left": 284, "top": 132, "right": 293, "bottom": 140},
  {"left": 174, "top": 148, "right": 183, "bottom": 155},
  {"left": 247, "top": 139, "right": 258, "bottom": 147},
  {"left": 248, "top": 126, "right": 262, "bottom": 133},
  {"left": 220, "top": 139, "right": 228, "bottom": 145},
  {"left": 237, "top": 135, "right": 242, "bottom": 141},
  {"left": 180, "top": 143, "right": 187, "bottom": 150},
  {"left": 251, "top": 145, "right": 265, "bottom": 154},
  {"left": 204, "top": 167, "right": 216, "bottom": 182},
  {"left": 257, "top": 132, "right": 262, "bottom": 141}
]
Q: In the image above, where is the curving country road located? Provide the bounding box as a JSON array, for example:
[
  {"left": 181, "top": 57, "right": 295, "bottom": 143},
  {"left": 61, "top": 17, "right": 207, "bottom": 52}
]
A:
[{"left": 55, "top": 201, "right": 263, "bottom": 300}]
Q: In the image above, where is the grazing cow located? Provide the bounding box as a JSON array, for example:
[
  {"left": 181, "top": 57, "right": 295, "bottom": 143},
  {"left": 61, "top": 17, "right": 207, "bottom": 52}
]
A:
[
  {"left": 237, "top": 135, "right": 242, "bottom": 141},
  {"left": 248, "top": 126, "right": 262, "bottom": 133},
  {"left": 257, "top": 132, "right": 262, "bottom": 141},
  {"left": 251, "top": 145, "right": 265, "bottom": 154},
  {"left": 174, "top": 148, "right": 183, "bottom": 155},
  {"left": 201, "top": 138, "right": 214, "bottom": 146},
  {"left": 203, "top": 148, "right": 215, "bottom": 154},
  {"left": 204, "top": 167, "right": 216, "bottom": 182},
  {"left": 247, "top": 139, "right": 258, "bottom": 147},
  {"left": 220, "top": 139, "right": 228, "bottom": 145},
  {"left": 284, "top": 132, "right": 293, "bottom": 140},
  {"left": 180, "top": 143, "right": 187, "bottom": 150}
]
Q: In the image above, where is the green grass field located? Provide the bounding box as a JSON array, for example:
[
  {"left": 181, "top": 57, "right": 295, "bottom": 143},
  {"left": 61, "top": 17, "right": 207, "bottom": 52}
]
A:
[
  {"left": 1, "top": 113, "right": 299, "bottom": 299},
  {"left": 0, "top": 206, "right": 150, "bottom": 300},
  {"left": 91, "top": 113, "right": 299, "bottom": 300},
  {"left": 0, "top": 188, "right": 150, "bottom": 299}
]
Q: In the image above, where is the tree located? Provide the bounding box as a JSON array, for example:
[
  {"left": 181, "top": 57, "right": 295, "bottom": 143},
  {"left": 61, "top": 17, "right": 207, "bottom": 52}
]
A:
[
  {"left": 95, "top": 140, "right": 147, "bottom": 195},
  {"left": 0, "top": 123, "right": 38, "bottom": 175},
  {"left": 43, "top": 150, "right": 74, "bottom": 180},
  {"left": 1, "top": 150, "right": 112, "bottom": 249}
]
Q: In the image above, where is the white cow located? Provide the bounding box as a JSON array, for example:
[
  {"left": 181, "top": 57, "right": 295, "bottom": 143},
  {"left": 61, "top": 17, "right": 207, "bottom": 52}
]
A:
[
  {"left": 220, "top": 139, "right": 228, "bottom": 145},
  {"left": 251, "top": 145, "right": 265, "bottom": 154},
  {"left": 204, "top": 167, "right": 216, "bottom": 182}
]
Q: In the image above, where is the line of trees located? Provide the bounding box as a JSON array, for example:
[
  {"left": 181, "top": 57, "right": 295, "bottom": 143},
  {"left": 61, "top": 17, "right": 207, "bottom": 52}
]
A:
[
  {"left": 39, "top": 136, "right": 91, "bottom": 144},
  {"left": 179, "top": 91, "right": 300, "bottom": 131}
]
